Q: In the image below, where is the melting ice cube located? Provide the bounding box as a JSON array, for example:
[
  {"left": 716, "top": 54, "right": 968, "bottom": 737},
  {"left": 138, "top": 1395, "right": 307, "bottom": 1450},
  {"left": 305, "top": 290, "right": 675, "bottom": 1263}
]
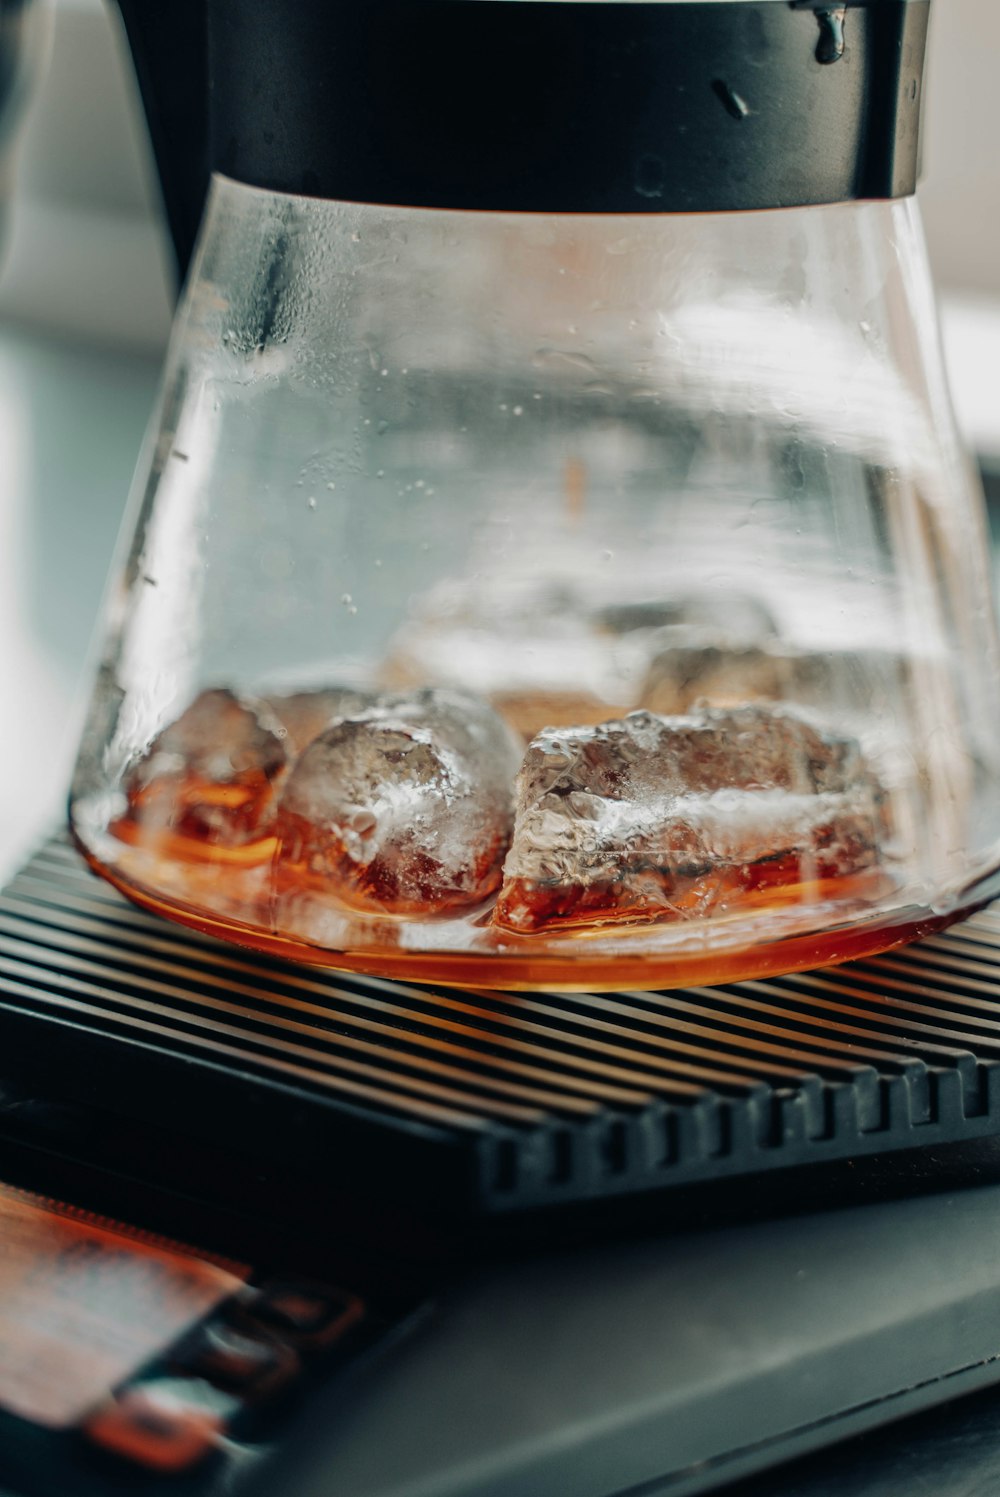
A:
[
  {"left": 123, "top": 688, "right": 289, "bottom": 849},
  {"left": 494, "top": 705, "right": 886, "bottom": 933},
  {"left": 274, "top": 688, "right": 523, "bottom": 916}
]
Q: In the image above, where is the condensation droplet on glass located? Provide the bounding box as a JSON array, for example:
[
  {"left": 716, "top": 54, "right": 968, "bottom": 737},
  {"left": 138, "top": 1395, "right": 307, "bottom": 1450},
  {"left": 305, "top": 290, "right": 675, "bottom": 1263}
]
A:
[
  {"left": 351, "top": 231, "right": 361, "bottom": 243},
  {"left": 710, "top": 80, "right": 751, "bottom": 119},
  {"left": 326, "top": 481, "right": 336, "bottom": 491},
  {"left": 348, "top": 605, "right": 358, "bottom": 616},
  {"left": 415, "top": 479, "right": 426, "bottom": 489},
  {"left": 634, "top": 153, "right": 666, "bottom": 198},
  {"left": 380, "top": 368, "right": 389, "bottom": 377},
  {"left": 513, "top": 405, "right": 524, "bottom": 416},
  {"left": 420, "top": 541, "right": 430, "bottom": 552},
  {"left": 374, "top": 558, "right": 383, "bottom": 568},
  {"left": 307, "top": 496, "right": 317, "bottom": 509},
  {"left": 377, "top": 420, "right": 389, "bottom": 435},
  {"left": 341, "top": 592, "right": 353, "bottom": 606},
  {"left": 376, "top": 469, "right": 385, "bottom": 478}
]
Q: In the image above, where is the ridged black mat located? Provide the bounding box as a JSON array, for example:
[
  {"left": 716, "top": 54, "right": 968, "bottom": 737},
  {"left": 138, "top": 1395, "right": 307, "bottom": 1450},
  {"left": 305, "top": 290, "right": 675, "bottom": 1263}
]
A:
[{"left": 4, "top": 835, "right": 1000, "bottom": 1216}]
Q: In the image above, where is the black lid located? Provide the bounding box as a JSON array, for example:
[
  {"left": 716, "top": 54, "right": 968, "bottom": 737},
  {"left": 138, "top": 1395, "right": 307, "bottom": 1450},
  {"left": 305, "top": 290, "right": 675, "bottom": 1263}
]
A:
[{"left": 117, "top": 0, "right": 929, "bottom": 277}]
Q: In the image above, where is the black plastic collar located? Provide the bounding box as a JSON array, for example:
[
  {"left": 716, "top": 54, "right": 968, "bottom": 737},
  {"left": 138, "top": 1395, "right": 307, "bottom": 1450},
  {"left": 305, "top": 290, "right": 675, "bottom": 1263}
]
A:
[{"left": 209, "top": 1, "right": 927, "bottom": 211}]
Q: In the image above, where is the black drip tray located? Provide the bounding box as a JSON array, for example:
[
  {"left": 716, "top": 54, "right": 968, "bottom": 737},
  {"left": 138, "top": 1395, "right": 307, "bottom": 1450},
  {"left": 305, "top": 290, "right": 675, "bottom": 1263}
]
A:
[{"left": 3, "top": 835, "right": 1000, "bottom": 1219}]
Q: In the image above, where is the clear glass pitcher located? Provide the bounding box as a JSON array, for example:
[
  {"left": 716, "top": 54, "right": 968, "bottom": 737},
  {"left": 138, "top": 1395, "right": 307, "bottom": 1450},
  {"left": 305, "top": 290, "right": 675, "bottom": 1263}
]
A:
[{"left": 71, "top": 0, "right": 1000, "bottom": 990}]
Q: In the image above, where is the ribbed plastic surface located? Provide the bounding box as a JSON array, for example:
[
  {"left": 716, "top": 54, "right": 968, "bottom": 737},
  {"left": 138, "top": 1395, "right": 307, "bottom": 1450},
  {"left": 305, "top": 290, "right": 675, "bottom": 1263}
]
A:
[{"left": 3, "top": 836, "right": 1000, "bottom": 1215}]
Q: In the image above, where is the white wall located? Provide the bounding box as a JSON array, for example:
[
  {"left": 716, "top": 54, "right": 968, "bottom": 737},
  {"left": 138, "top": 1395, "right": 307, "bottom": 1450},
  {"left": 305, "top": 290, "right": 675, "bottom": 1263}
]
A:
[{"left": 921, "top": 0, "right": 1000, "bottom": 296}]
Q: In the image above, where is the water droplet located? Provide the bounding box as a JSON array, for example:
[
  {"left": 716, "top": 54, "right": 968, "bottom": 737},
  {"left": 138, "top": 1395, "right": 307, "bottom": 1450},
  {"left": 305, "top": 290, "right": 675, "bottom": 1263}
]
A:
[
  {"left": 376, "top": 469, "right": 385, "bottom": 478},
  {"left": 374, "top": 558, "right": 383, "bottom": 568},
  {"left": 377, "top": 420, "right": 389, "bottom": 435},
  {"left": 532, "top": 347, "right": 597, "bottom": 375},
  {"left": 327, "top": 481, "right": 336, "bottom": 491},
  {"left": 814, "top": 7, "right": 846, "bottom": 64},
  {"left": 634, "top": 153, "right": 665, "bottom": 198},
  {"left": 380, "top": 368, "right": 389, "bottom": 377},
  {"left": 513, "top": 405, "right": 524, "bottom": 416},
  {"left": 307, "top": 496, "right": 317, "bottom": 509},
  {"left": 348, "top": 605, "right": 358, "bottom": 616},
  {"left": 711, "top": 80, "right": 751, "bottom": 120},
  {"left": 351, "top": 231, "right": 362, "bottom": 243},
  {"left": 341, "top": 592, "right": 353, "bottom": 606},
  {"left": 415, "top": 479, "right": 426, "bottom": 489}
]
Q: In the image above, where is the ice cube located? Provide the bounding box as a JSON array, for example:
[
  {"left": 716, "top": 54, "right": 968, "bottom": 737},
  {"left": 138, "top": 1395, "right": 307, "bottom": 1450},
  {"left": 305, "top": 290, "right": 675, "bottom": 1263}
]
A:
[
  {"left": 494, "top": 705, "right": 886, "bottom": 933},
  {"left": 122, "top": 688, "right": 288, "bottom": 850},
  {"left": 641, "top": 644, "right": 790, "bottom": 715},
  {"left": 273, "top": 688, "right": 523, "bottom": 916},
  {"left": 641, "top": 643, "right": 908, "bottom": 717}
]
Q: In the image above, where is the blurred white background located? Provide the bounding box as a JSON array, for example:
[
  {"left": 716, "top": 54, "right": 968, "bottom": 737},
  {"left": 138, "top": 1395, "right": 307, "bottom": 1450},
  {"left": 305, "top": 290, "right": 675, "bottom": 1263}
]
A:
[{"left": 0, "top": 0, "right": 997, "bottom": 881}]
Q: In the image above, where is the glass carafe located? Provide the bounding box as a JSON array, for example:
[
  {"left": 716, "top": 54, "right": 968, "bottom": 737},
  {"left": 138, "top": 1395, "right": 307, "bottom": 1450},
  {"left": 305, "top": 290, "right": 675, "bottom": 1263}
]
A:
[{"left": 71, "top": 0, "right": 1000, "bottom": 990}]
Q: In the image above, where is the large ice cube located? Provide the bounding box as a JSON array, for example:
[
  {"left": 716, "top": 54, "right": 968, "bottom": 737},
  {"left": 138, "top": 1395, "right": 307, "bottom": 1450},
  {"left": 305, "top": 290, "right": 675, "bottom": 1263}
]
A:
[
  {"left": 273, "top": 688, "right": 523, "bottom": 915},
  {"left": 122, "top": 688, "right": 289, "bottom": 849},
  {"left": 494, "top": 706, "right": 886, "bottom": 933}
]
